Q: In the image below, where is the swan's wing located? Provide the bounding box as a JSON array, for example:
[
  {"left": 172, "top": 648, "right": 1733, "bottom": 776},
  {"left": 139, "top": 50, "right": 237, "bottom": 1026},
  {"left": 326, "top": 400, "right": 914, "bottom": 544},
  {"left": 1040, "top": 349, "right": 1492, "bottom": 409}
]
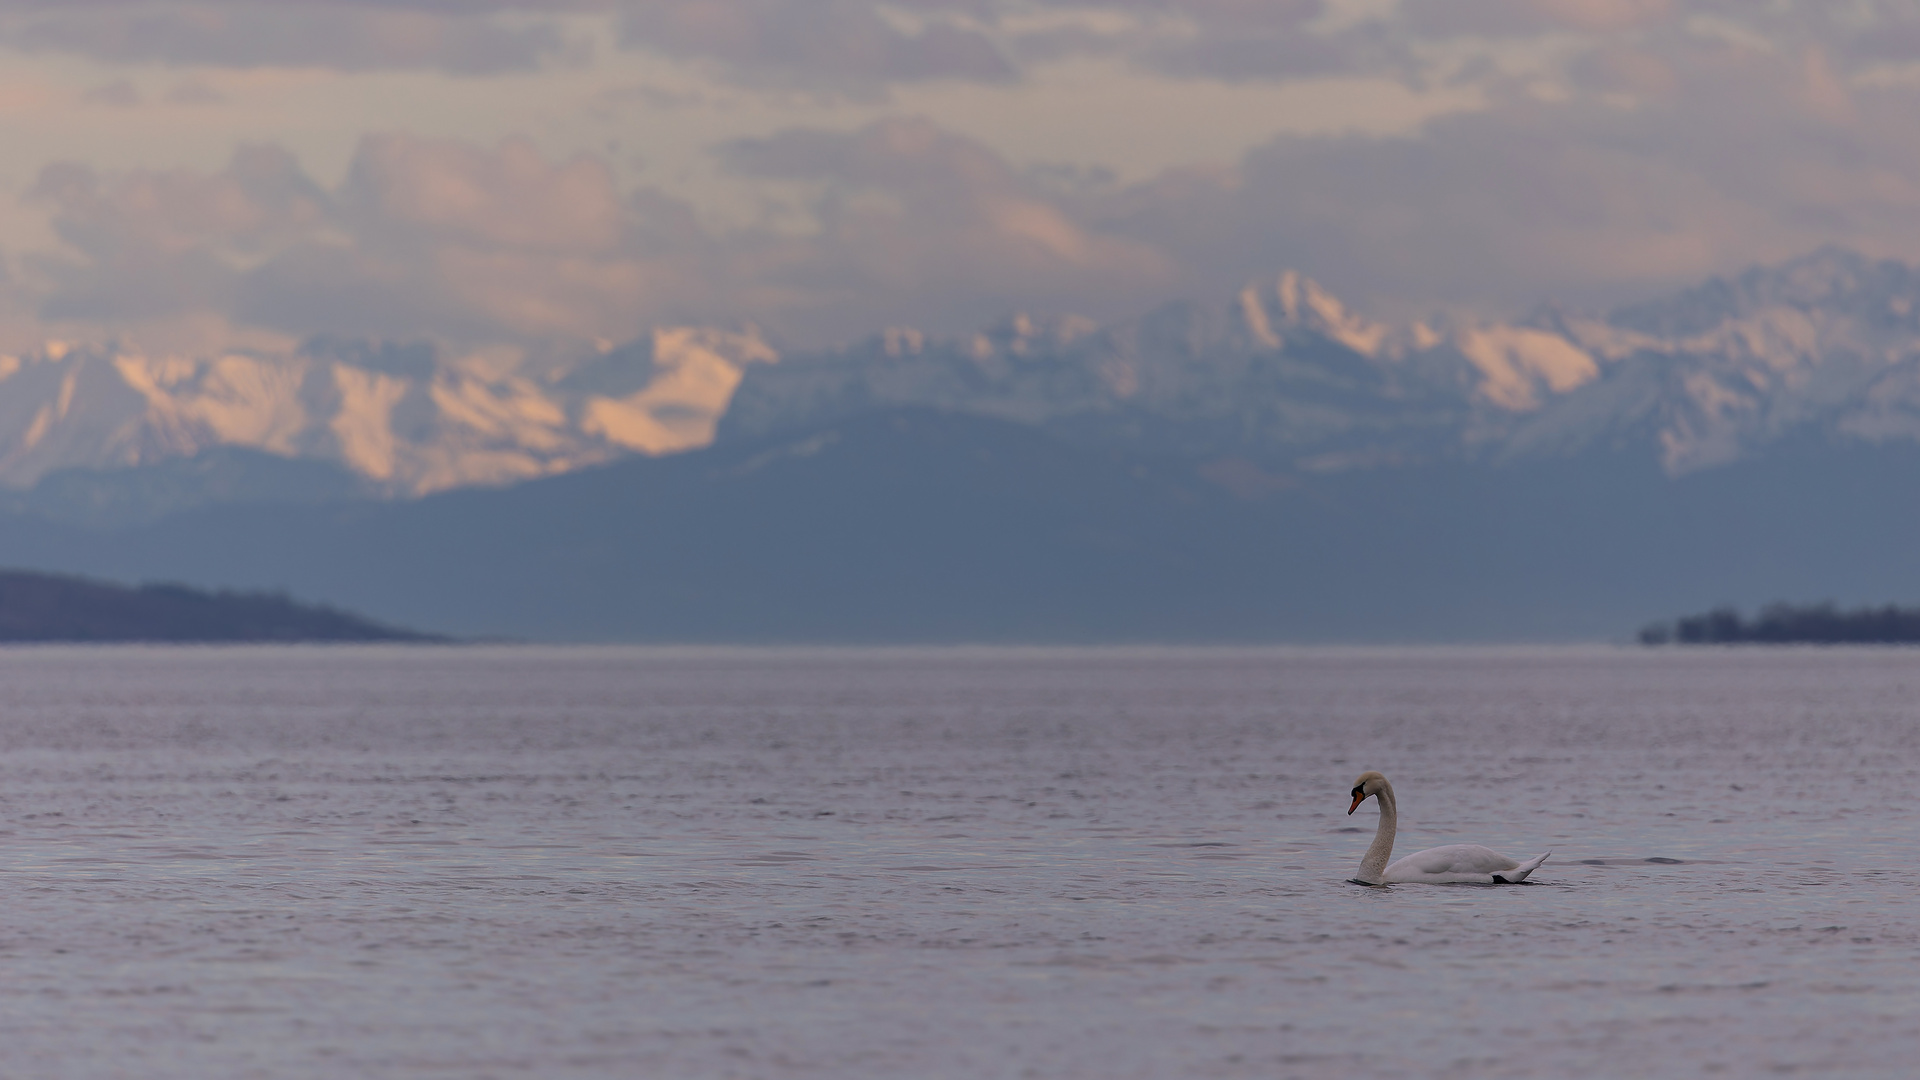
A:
[
  {"left": 1389, "top": 844, "right": 1519, "bottom": 875},
  {"left": 1383, "top": 845, "right": 1552, "bottom": 883},
  {"left": 1385, "top": 844, "right": 1520, "bottom": 879}
]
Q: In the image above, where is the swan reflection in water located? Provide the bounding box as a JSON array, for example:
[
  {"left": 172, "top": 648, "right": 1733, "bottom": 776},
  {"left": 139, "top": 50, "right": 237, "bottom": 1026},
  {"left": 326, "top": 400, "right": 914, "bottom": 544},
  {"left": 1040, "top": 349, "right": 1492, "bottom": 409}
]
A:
[{"left": 1346, "top": 771, "right": 1550, "bottom": 885}]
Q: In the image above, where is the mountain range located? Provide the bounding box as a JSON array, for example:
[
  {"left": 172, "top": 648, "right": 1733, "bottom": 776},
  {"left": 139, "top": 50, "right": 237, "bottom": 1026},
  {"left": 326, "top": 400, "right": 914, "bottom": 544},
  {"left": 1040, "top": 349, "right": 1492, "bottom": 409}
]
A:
[
  {"left": 9, "top": 246, "right": 1920, "bottom": 518},
  {"left": 722, "top": 247, "right": 1920, "bottom": 482},
  {"left": 0, "top": 247, "right": 1917, "bottom": 640}
]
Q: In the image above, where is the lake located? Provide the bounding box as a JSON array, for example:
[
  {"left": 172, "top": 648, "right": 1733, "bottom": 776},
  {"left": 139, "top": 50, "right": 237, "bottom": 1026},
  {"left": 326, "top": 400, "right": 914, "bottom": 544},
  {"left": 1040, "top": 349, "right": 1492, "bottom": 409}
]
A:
[{"left": 0, "top": 644, "right": 1913, "bottom": 1078}]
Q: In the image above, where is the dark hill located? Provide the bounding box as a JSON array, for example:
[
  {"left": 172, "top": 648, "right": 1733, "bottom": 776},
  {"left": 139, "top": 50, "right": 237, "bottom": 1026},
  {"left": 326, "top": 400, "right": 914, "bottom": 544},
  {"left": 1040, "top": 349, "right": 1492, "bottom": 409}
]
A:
[
  {"left": 0, "top": 571, "right": 437, "bottom": 642},
  {"left": 0, "top": 408, "right": 1916, "bottom": 641},
  {"left": 100, "top": 410, "right": 1250, "bottom": 641},
  {"left": 0, "top": 410, "right": 1265, "bottom": 641}
]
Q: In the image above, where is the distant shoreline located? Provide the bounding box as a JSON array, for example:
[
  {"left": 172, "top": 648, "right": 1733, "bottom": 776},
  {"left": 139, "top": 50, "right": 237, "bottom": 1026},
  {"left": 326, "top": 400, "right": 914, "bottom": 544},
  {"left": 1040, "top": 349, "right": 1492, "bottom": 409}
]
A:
[
  {"left": 0, "top": 570, "right": 442, "bottom": 643},
  {"left": 1639, "top": 603, "right": 1920, "bottom": 645}
]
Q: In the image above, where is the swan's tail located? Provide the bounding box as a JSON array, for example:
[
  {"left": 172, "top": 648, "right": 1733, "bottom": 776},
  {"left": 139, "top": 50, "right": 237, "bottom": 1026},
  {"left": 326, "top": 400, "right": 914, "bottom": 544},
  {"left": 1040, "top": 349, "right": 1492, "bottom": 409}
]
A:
[{"left": 1494, "top": 851, "right": 1551, "bottom": 884}]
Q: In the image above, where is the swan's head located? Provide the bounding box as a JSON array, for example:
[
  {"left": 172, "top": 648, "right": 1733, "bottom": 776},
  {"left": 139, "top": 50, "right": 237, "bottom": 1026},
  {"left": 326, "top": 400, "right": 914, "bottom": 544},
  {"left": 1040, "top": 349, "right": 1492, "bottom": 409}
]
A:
[{"left": 1348, "top": 771, "right": 1387, "bottom": 815}]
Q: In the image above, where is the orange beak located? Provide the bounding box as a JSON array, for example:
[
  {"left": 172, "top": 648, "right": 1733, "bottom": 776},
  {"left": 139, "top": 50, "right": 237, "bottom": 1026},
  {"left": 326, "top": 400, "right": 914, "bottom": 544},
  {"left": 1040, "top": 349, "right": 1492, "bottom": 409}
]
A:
[{"left": 1348, "top": 792, "right": 1365, "bottom": 815}]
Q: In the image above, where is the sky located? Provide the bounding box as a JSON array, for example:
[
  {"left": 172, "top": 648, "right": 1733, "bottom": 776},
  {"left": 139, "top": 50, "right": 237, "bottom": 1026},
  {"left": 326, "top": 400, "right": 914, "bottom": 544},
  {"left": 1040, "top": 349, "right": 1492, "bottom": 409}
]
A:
[{"left": 1, "top": 0, "right": 1918, "bottom": 357}]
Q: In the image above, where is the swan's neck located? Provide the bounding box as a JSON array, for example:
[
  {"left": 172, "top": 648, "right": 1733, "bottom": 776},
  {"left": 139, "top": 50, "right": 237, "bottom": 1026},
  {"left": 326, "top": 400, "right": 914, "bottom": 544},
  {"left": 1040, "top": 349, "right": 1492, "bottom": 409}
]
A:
[{"left": 1355, "top": 782, "right": 1397, "bottom": 884}]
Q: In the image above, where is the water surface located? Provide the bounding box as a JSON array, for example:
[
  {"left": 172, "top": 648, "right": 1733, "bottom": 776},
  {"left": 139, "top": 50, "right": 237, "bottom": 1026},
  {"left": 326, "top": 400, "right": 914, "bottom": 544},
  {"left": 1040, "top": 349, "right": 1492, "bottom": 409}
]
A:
[{"left": 0, "top": 645, "right": 1913, "bottom": 1077}]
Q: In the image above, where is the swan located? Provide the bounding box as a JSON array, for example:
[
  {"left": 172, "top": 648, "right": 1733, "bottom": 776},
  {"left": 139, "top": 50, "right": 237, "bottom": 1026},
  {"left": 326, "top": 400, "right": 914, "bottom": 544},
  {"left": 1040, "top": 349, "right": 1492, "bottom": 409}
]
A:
[{"left": 1346, "top": 771, "right": 1550, "bottom": 885}]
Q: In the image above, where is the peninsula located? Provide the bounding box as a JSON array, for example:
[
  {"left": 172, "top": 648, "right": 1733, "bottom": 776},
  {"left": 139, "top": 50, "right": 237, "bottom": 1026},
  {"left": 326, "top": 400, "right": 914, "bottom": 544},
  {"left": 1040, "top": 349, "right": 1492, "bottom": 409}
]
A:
[{"left": 0, "top": 570, "right": 439, "bottom": 643}]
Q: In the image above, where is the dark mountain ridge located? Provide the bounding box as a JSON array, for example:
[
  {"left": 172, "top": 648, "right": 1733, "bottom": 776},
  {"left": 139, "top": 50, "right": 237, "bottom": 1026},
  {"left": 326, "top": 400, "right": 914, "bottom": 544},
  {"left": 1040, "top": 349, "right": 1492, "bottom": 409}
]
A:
[{"left": 0, "top": 408, "right": 1912, "bottom": 642}]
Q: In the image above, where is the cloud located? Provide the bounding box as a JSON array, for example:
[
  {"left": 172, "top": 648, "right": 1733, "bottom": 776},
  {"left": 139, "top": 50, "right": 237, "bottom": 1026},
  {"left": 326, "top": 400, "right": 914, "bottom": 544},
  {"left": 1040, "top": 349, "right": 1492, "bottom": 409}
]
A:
[
  {"left": 0, "top": 2, "right": 580, "bottom": 74},
  {"left": 715, "top": 116, "right": 1172, "bottom": 336},
  {"left": 1085, "top": 28, "right": 1920, "bottom": 315},
  {"left": 27, "top": 143, "right": 330, "bottom": 325},
  {"left": 23, "top": 136, "right": 656, "bottom": 343},
  {"left": 19, "top": 0, "right": 1920, "bottom": 355},
  {"left": 1010, "top": 0, "right": 1370, "bottom": 81},
  {"left": 81, "top": 78, "right": 140, "bottom": 107},
  {"left": 341, "top": 134, "right": 629, "bottom": 256},
  {"left": 617, "top": 0, "right": 1014, "bottom": 93},
  {"left": 617, "top": 0, "right": 1372, "bottom": 88},
  {"left": 165, "top": 79, "right": 228, "bottom": 105},
  {"left": 0, "top": 0, "right": 1905, "bottom": 96},
  {"left": 17, "top": 119, "right": 1179, "bottom": 350},
  {"left": 251, "top": 135, "right": 691, "bottom": 342},
  {"left": 25, "top": 46, "right": 1920, "bottom": 356},
  {"left": 1401, "top": 0, "right": 1676, "bottom": 36}
]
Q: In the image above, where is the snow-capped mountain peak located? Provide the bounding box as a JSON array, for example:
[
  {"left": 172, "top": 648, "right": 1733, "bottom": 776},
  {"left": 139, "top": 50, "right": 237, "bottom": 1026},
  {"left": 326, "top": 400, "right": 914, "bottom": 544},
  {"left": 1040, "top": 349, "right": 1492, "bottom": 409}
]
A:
[
  {"left": 0, "top": 327, "right": 777, "bottom": 495},
  {"left": 1499, "top": 248, "right": 1920, "bottom": 473},
  {"left": 1237, "top": 271, "right": 1393, "bottom": 357}
]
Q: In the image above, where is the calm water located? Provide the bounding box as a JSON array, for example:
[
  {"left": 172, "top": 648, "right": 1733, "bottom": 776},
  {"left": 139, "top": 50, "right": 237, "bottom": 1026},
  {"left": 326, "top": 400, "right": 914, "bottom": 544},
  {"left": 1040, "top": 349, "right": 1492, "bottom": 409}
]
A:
[{"left": 0, "top": 645, "right": 1913, "bottom": 1078}]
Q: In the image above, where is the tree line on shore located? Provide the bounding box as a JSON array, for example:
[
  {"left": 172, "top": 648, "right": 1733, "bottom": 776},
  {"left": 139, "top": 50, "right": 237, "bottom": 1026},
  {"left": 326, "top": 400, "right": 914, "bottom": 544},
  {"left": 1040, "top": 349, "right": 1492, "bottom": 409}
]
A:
[{"left": 1639, "top": 603, "right": 1920, "bottom": 645}]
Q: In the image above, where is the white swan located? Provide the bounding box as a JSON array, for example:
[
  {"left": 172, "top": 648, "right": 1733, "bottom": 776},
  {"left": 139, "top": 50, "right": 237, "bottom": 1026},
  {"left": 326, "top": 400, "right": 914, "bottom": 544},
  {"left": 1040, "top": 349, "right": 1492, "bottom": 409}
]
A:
[{"left": 1346, "top": 771, "right": 1550, "bottom": 885}]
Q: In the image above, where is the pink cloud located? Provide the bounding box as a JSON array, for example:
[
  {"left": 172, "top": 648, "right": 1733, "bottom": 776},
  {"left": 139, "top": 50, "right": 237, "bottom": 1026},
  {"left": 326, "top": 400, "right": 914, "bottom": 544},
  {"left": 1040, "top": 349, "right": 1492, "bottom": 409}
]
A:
[
  {"left": 343, "top": 134, "right": 629, "bottom": 255},
  {"left": 23, "top": 122, "right": 1173, "bottom": 348}
]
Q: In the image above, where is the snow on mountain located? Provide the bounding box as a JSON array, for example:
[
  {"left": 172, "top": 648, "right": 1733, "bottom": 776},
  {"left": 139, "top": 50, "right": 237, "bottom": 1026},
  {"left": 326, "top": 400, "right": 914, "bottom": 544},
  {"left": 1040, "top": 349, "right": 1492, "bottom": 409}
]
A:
[
  {"left": 0, "top": 327, "right": 776, "bottom": 495},
  {"left": 1508, "top": 247, "right": 1920, "bottom": 472},
  {"left": 4, "top": 247, "right": 1917, "bottom": 506},
  {"left": 718, "top": 270, "right": 1602, "bottom": 471},
  {"left": 724, "top": 248, "right": 1920, "bottom": 480}
]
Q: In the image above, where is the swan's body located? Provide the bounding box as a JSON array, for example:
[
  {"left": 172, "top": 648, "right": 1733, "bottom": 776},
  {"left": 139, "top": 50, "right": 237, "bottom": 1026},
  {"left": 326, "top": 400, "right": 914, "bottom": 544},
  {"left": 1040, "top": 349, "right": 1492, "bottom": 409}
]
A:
[{"left": 1346, "top": 771, "right": 1549, "bottom": 885}]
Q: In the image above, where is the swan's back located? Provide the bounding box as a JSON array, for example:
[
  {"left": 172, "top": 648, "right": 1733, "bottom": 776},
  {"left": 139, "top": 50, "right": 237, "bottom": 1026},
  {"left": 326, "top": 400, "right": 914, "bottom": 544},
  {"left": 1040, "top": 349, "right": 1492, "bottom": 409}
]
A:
[{"left": 1384, "top": 844, "right": 1551, "bottom": 884}]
